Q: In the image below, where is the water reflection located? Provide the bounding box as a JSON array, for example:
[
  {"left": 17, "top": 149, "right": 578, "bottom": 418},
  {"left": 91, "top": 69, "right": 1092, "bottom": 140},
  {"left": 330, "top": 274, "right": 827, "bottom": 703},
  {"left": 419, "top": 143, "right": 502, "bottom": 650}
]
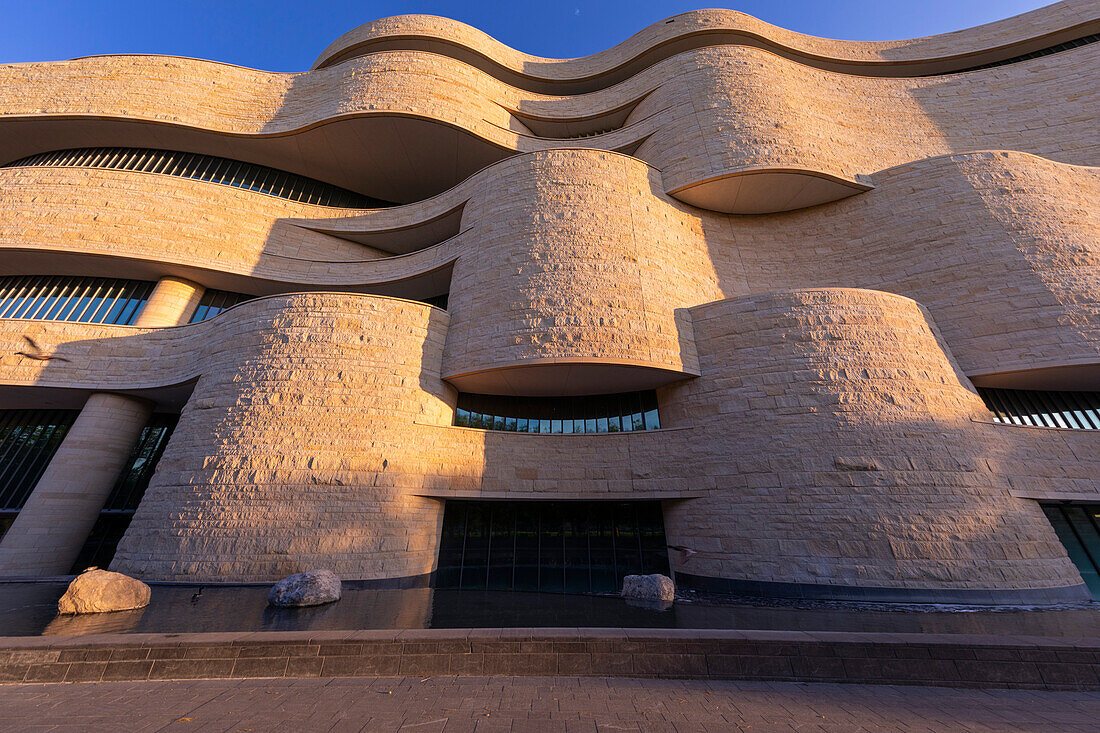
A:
[
  {"left": 0, "top": 582, "right": 1096, "bottom": 638},
  {"left": 44, "top": 606, "right": 146, "bottom": 636}
]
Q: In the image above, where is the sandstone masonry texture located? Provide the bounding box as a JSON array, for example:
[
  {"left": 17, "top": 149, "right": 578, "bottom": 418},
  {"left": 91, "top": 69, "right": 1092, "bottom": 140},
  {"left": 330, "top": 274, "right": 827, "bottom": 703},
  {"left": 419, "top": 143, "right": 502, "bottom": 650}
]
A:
[{"left": 0, "top": 2, "right": 1096, "bottom": 601}]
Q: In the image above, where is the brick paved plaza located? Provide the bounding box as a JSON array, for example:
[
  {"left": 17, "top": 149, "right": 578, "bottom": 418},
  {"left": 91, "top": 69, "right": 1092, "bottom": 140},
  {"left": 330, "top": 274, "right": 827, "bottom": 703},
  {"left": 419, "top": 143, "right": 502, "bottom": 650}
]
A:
[{"left": 3, "top": 676, "right": 1100, "bottom": 732}]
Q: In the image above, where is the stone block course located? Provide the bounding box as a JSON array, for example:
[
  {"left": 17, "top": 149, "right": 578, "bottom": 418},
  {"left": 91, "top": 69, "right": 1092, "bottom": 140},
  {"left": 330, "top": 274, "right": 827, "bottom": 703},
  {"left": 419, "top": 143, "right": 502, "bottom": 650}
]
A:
[
  {"left": 0, "top": 4, "right": 1095, "bottom": 598},
  {"left": 1, "top": 629, "right": 1100, "bottom": 690}
]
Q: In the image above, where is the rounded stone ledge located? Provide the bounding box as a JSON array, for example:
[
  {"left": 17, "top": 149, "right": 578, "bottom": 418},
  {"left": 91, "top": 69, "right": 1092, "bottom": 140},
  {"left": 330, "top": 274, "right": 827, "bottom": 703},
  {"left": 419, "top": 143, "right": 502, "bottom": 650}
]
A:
[
  {"left": 667, "top": 168, "right": 872, "bottom": 215},
  {"left": 0, "top": 291, "right": 447, "bottom": 395},
  {"left": 967, "top": 361, "right": 1100, "bottom": 392},
  {"left": 3, "top": 32, "right": 1096, "bottom": 213},
  {"left": 443, "top": 359, "right": 695, "bottom": 397},
  {"left": 312, "top": 4, "right": 1100, "bottom": 86}
]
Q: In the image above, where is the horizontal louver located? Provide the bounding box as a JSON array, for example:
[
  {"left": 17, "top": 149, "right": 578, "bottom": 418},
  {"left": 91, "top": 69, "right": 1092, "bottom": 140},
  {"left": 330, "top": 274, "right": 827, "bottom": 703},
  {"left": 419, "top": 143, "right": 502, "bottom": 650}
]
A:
[
  {"left": 978, "top": 388, "right": 1100, "bottom": 430},
  {"left": 3, "top": 147, "right": 392, "bottom": 209},
  {"left": 189, "top": 289, "right": 254, "bottom": 323},
  {"left": 0, "top": 410, "right": 79, "bottom": 513},
  {"left": 455, "top": 391, "right": 661, "bottom": 434},
  {"left": 0, "top": 276, "right": 153, "bottom": 325}
]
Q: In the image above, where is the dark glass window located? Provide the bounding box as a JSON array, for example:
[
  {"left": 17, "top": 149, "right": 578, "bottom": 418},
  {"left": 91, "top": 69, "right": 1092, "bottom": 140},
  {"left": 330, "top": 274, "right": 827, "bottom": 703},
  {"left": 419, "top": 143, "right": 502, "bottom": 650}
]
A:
[
  {"left": 189, "top": 289, "right": 254, "bottom": 323},
  {"left": 0, "top": 276, "right": 153, "bottom": 325},
  {"left": 454, "top": 391, "right": 660, "bottom": 434},
  {"left": 929, "top": 33, "right": 1100, "bottom": 75},
  {"left": 70, "top": 414, "right": 178, "bottom": 573},
  {"left": 978, "top": 388, "right": 1100, "bottom": 430},
  {"left": 1041, "top": 504, "right": 1100, "bottom": 600},
  {"left": 0, "top": 410, "right": 79, "bottom": 538},
  {"left": 437, "top": 500, "right": 670, "bottom": 594},
  {"left": 4, "top": 148, "right": 393, "bottom": 209},
  {"left": 420, "top": 293, "right": 449, "bottom": 310}
]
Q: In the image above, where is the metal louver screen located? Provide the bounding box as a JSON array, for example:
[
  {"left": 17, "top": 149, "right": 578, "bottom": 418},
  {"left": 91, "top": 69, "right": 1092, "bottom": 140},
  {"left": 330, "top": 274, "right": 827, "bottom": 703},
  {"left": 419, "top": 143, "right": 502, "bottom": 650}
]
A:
[
  {"left": 189, "top": 289, "right": 254, "bottom": 323},
  {"left": 0, "top": 410, "right": 79, "bottom": 513},
  {"left": 978, "top": 388, "right": 1100, "bottom": 430},
  {"left": 0, "top": 276, "right": 153, "bottom": 325},
  {"left": 437, "top": 500, "right": 670, "bottom": 594},
  {"left": 454, "top": 391, "right": 661, "bottom": 434},
  {"left": 4, "top": 147, "right": 392, "bottom": 208}
]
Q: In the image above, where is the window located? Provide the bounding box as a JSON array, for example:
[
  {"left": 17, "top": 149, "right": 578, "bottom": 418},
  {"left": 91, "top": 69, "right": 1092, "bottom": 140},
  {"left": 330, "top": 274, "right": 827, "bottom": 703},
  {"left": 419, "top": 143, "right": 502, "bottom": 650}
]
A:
[
  {"left": 420, "top": 293, "right": 449, "bottom": 310},
  {"left": 69, "top": 414, "right": 178, "bottom": 573},
  {"left": 930, "top": 33, "right": 1100, "bottom": 75},
  {"left": 1041, "top": 504, "right": 1100, "bottom": 599},
  {"left": 4, "top": 148, "right": 393, "bottom": 209},
  {"left": 454, "top": 391, "right": 660, "bottom": 434},
  {"left": 978, "top": 388, "right": 1100, "bottom": 429},
  {"left": 0, "top": 410, "right": 79, "bottom": 539},
  {"left": 437, "top": 500, "right": 670, "bottom": 594},
  {"left": 0, "top": 276, "right": 153, "bottom": 325},
  {"left": 189, "top": 289, "right": 254, "bottom": 323}
]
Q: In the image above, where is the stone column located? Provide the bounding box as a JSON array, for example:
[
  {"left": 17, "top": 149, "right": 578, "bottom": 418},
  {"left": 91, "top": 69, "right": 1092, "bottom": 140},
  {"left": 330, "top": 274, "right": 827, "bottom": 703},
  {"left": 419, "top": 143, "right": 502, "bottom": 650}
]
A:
[
  {"left": 0, "top": 278, "right": 199, "bottom": 576},
  {"left": 132, "top": 276, "right": 205, "bottom": 327},
  {"left": 0, "top": 393, "right": 153, "bottom": 576}
]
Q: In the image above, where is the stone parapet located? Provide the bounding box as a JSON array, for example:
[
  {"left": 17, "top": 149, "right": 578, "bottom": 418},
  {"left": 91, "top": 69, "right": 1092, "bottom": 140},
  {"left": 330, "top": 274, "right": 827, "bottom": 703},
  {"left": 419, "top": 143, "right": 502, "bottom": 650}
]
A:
[{"left": 2, "top": 628, "right": 1100, "bottom": 690}]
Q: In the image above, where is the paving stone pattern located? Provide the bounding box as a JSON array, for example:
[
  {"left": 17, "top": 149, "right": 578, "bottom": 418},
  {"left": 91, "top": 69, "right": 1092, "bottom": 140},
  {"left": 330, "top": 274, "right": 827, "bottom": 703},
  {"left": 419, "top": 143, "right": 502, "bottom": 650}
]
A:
[
  {"left": 2, "top": 675, "right": 1100, "bottom": 732},
  {"left": 2, "top": 629, "right": 1100, "bottom": 691}
]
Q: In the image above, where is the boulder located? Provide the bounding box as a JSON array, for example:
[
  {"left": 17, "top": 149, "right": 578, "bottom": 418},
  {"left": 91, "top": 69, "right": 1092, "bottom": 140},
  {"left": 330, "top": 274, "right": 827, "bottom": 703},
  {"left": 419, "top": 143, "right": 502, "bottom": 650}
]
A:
[
  {"left": 57, "top": 567, "right": 151, "bottom": 614},
  {"left": 621, "top": 573, "right": 675, "bottom": 602},
  {"left": 268, "top": 569, "right": 342, "bottom": 607}
]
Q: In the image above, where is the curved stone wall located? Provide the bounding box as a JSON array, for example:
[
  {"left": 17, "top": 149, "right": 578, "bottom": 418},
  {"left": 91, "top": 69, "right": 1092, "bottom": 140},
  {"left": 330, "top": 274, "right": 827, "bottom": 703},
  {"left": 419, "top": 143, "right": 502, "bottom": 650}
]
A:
[
  {"left": 662, "top": 289, "right": 1087, "bottom": 599},
  {"left": 313, "top": 3, "right": 1100, "bottom": 83},
  {"left": 4, "top": 148, "right": 1093, "bottom": 387},
  {"left": 0, "top": 4, "right": 1097, "bottom": 597},
  {"left": 1, "top": 288, "right": 1095, "bottom": 595},
  {"left": 1, "top": 9, "right": 1096, "bottom": 211},
  {"left": 109, "top": 294, "right": 454, "bottom": 581},
  {"left": 442, "top": 151, "right": 716, "bottom": 394},
  {"left": 631, "top": 44, "right": 1099, "bottom": 211},
  {"left": 723, "top": 152, "right": 1100, "bottom": 380}
]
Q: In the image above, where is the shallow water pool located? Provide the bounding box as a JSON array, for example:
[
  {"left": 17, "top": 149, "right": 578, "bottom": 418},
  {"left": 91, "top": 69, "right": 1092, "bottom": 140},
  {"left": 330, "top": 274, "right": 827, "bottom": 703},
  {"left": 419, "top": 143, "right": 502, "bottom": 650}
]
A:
[{"left": 2, "top": 582, "right": 1099, "bottom": 637}]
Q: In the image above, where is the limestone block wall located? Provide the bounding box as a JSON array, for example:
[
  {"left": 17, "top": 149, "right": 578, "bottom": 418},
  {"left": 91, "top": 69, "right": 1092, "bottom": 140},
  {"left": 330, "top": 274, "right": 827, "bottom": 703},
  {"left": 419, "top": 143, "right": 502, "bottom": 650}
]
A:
[
  {"left": 717, "top": 152, "right": 1100, "bottom": 378},
  {"left": 661, "top": 289, "right": 1086, "bottom": 596},
  {"left": 0, "top": 4, "right": 1097, "bottom": 595},
  {"left": 0, "top": 166, "right": 391, "bottom": 279},
  {"left": 1, "top": 7, "right": 1095, "bottom": 211},
  {"left": 442, "top": 151, "right": 717, "bottom": 394},
  {"left": 6, "top": 147, "right": 1093, "bottom": 386},
  {"left": 630, "top": 43, "right": 1099, "bottom": 210},
  {"left": 314, "top": 3, "right": 1099, "bottom": 80},
  {"left": 109, "top": 294, "right": 453, "bottom": 581},
  {"left": 1, "top": 286, "right": 1096, "bottom": 593}
]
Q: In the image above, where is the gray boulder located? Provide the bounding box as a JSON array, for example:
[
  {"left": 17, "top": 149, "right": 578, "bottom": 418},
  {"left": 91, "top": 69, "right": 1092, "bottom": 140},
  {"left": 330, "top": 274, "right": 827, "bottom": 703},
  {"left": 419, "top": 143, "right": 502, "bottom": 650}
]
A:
[
  {"left": 621, "top": 573, "right": 675, "bottom": 602},
  {"left": 57, "top": 567, "right": 151, "bottom": 614},
  {"left": 268, "top": 569, "right": 342, "bottom": 607}
]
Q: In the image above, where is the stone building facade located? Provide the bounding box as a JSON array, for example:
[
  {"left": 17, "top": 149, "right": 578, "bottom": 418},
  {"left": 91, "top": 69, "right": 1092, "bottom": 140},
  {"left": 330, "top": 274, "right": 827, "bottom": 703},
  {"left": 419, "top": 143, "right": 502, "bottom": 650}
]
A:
[{"left": 0, "top": 2, "right": 1097, "bottom": 602}]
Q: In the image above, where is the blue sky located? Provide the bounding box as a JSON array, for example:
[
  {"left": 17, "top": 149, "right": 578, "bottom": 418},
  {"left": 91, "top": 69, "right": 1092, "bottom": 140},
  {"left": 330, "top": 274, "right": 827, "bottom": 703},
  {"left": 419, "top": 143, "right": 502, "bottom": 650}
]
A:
[{"left": 1, "top": 0, "right": 1052, "bottom": 71}]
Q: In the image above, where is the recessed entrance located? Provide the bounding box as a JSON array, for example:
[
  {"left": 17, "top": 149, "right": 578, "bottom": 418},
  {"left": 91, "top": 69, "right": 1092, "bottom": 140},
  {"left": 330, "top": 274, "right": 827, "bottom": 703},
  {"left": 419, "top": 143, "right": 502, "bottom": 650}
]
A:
[{"left": 437, "top": 500, "right": 670, "bottom": 594}]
